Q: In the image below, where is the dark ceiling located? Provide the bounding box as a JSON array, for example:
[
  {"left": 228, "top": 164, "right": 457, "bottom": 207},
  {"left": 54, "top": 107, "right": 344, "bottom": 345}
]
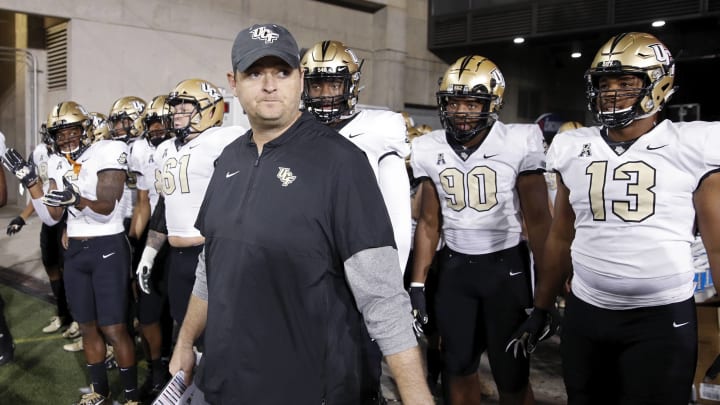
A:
[
  {"left": 428, "top": 0, "right": 720, "bottom": 63},
  {"left": 426, "top": 0, "right": 720, "bottom": 121}
]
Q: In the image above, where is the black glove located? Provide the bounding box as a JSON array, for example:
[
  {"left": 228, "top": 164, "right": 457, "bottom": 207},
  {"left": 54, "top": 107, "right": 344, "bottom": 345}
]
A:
[
  {"left": 409, "top": 286, "right": 429, "bottom": 338},
  {"left": 2, "top": 148, "right": 38, "bottom": 188},
  {"left": 505, "top": 307, "right": 561, "bottom": 359},
  {"left": 6, "top": 216, "right": 26, "bottom": 236},
  {"left": 43, "top": 177, "right": 81, "bottom": 207}
]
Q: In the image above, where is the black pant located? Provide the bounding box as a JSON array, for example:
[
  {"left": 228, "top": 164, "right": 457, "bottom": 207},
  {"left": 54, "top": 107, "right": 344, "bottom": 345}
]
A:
[{"left": 562, "top": 293, "right": 697, "bottom": 405}]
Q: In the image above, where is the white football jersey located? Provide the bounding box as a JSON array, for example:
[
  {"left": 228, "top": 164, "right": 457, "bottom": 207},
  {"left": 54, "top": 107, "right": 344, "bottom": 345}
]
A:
[
  {"left": 411, "top": 121, "right": 546, "bottom": 254},
  {"left": 31, "top": 144, "right": 53, "bottom": 194},
  {"left": 47, "top": 140, "right": 129, "bottom": 237},
  {"left": 154, "top": 126, "right": 245, "bottom": 238},
  {"left": 338, "top": 109, "right": 410, "bottom": 177},
  {"left": 340, "top": 109, "right": 411, "bottom": 270},
  {"left": 547, "top": 120, "right": 720, "bottom": 309},
  {"left": 129, "top": 139, "right": 160, "bottom": 213},
  {"left": 0, "top": 131, "right": 6, "bottom": 155}
]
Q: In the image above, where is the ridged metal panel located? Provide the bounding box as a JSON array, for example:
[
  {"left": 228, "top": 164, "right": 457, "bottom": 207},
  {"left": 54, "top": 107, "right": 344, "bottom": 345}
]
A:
[
  {"left": 615, "top": 0, "right": 701, "bottom": 23},
  {"left": 46, "top": 23, "right": 67, "bottom": 90},
  {"left": 537, "top": 1, "right": 608, "bottom": 33},
  {"left": 431, "top": 16, "right": 468, "bottom": 47},
  {"left": 470, "top": 6, "right": 532, "bottom": 41}
]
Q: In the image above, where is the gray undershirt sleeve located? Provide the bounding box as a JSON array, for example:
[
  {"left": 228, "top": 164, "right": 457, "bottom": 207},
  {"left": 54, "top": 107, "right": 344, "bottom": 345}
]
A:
[
  {"left": 192, "top": 247, "right": 209, "bottom": 300},
  {"left": 344, "top": 246, "right": 417, "bottom": 355}
]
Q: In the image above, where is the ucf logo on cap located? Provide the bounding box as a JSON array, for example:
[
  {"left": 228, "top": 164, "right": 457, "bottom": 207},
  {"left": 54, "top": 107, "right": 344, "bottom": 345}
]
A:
[{"left": 250, "top": 26, "right": 280, "bottom": 44}]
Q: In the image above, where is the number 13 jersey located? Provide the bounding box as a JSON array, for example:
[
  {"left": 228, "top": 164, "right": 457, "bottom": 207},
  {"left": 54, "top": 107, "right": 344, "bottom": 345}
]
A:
[
  {"left": 547, "top": 120, "right": 720, "bottom": 309},
  {"left": 410, "top": 121, "right": 545, "bottom": 255}
]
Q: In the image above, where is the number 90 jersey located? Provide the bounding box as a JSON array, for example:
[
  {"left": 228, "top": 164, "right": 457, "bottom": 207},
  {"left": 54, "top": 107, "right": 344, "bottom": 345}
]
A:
[
  {"left": 547, "top": 120, "right": 720, "bottom": 309},
  {"left": 153, "top": 126, "right": 244, "bottom": 238},
  {"left": 411, "top": 121, "right": 545, "bottom": 255}
]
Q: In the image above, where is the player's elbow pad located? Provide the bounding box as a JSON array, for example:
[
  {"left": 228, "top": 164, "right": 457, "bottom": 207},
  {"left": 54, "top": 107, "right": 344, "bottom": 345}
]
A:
[{"left": 31, "top": 197, "right": 60, "bottom": 226}]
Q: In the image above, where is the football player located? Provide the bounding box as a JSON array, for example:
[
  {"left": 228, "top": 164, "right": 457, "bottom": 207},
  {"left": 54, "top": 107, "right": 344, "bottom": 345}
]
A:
[
  {"left": 2, "top": 102, "right": 140, "bottom": 404},
  {"left": 108, "top": 96, "right": 147, "bottom": 241},
  {"left": 5, "top": 132, "right": 78, "bottom": 339},
  {"left": 301, "top": 41, "right": 412, "bottom": 271},
  {"left": 135, "top": 79, "right": 244, "bottom": 335},
  {"left": 301, "top": 40, "right": 412, "bottom": 404},
  {"left": 510, "top": 32, "right": 720, "bottom": 404},
  {"left": 410, "top": 55, "right": 551, "bottom": 405},
  {"left": 128, "top": 95, "right": 174, "bottom": 399}
]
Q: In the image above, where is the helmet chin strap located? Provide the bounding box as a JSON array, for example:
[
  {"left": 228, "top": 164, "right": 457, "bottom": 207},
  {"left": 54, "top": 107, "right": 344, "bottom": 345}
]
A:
[
  {"left": 65, "top": 153, "right": 82, "bottom": 175},
  {"left": 174, "top": 126, "right": 199, "bottom": 149}
]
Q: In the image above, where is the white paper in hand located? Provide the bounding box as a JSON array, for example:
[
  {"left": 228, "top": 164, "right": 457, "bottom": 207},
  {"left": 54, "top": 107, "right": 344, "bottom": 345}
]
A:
[{"left": 152, "top": 370, "right": 197, "bottom": 405}]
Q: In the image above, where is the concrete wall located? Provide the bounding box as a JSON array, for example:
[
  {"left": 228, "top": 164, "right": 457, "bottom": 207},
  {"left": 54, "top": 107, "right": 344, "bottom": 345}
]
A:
[
  {"left": 0, "top": 0, "right": 445, "bottom": 112},
  {"left": 0, "top": 0, "right": 452, "bottom": 206}
]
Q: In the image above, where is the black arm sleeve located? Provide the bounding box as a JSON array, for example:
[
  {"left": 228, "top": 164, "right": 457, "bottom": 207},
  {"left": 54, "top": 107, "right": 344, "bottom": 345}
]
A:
[{"left": 148, "top": 195, "right": 168, "bottom": 234}]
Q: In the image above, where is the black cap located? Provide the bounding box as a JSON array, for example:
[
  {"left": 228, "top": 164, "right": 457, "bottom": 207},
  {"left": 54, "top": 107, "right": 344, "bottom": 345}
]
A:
[{"left": 231, "top": 24, "right": 300, "bottom": 73}]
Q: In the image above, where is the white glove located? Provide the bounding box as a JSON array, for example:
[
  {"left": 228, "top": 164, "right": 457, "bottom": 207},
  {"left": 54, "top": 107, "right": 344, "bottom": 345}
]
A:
[{"left": 136, "top": 247, "right": 158, "bottom": 294}]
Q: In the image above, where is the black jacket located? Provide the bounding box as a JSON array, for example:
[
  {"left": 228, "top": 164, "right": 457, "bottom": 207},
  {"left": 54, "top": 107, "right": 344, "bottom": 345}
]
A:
[{"left": 194, "top": 112, "right": 396, "bottom": 404}]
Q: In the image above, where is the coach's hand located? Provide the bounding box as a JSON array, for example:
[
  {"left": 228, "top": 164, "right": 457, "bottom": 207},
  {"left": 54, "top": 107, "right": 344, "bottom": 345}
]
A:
[
  {"left": 136, "top": 246, "right": 158, "bottom": 294},
  {"left": 6, "top": 216, "right": 26, "bottom": 236},
  {"left": 2, "top": 148, "right": 38, "bottom": 188},
  {"left": 408, "top": 284, "right": 429, "bottom": 338},
  {"left": 506, "top": 306, "right": 560, "bottom": 359}
]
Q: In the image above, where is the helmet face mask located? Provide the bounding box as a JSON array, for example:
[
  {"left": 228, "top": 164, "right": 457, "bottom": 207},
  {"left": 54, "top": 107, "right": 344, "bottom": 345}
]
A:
[
  {"left": 437, "top": 55, "right": 505, "bottom": 144},
  {"left": 45, "top": 101, "right": 93, "bottom": 161},
  {"left": 301, "top": 41, "right": 362, "bottom": 124},
  {"left": 108, "top": 96, "right": 146, "bottom": 142},
  {"left": 585, "top": 32, "right": 675, "bottom": 128},
  {"left": 167, "top": 79, "right": 224, "bottom": 143}
]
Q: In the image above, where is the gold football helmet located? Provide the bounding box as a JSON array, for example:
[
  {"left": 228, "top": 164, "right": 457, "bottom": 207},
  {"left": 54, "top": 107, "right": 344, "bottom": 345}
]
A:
[
  {"left": 139, "top": 95, "right": 174, "bottom": 147},
  {"left": 89, "top": 112, "right": 110, "bottom": 143},
  {"left": 301, "top": 40, "right": 362, "bottom": 123},
  {"left": 167, "top": 78, "right": 224, "bottom": 142},
  {"left": 557, "top": 121, "right": 584, "bottom": 134},
  {"left": 585, "top": 32, "right": 675, "bottom": 128},
  {"left": 42, "top": 101, "right": 93, "bottom": 160},
  {"left": 108, "top": 96, "right": 146, "bottom": 142},
  {"left": 437, "top": 55, "right": 505, "bottom": 143}
]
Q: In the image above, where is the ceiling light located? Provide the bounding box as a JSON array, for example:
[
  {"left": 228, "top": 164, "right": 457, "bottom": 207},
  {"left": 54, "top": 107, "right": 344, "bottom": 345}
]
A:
[
  {"left": 571, "top": 52, "right": 582, "bottom": 59},
  {"left": 513, "top": 37, "right": 525, "bottom": 44},
  {"left": 652, "top": 20, "right": 666, "bottom": 27}
]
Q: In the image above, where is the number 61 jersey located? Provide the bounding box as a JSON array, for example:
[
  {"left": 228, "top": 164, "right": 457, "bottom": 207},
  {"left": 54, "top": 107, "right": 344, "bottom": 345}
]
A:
[
  {"left": 153, "top": 126, "right": 244, "bottom": 238},
  {"left": 547, "top": 120, "right": 720, "bottom": 309},
  {"left": 410, "top": 121, "right": 545, "bottom": 255}
]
